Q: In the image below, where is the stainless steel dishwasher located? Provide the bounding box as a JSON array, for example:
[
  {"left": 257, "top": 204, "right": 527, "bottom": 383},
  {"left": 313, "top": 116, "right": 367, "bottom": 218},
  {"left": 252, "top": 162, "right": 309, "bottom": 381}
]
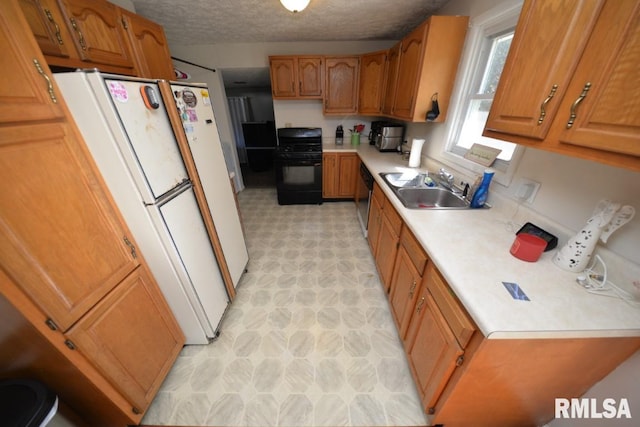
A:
[{"left": 355, "top": 162, "right": 373, "bottom": 238}]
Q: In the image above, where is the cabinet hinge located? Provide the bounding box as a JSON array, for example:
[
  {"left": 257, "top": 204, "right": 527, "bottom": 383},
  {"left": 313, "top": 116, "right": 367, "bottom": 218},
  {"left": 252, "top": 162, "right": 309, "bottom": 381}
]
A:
[
  {"left": 45, "top": 318, "right": 58, "bottom": 331},
  {"left": 64, "top": 339, "right": 77, "bottom": 350},
  {"left": 132, "top": 407, "right": 142, "bottom": 415},
  {"left": 456, "top": 355, "right": 464, "bottom": 367}
]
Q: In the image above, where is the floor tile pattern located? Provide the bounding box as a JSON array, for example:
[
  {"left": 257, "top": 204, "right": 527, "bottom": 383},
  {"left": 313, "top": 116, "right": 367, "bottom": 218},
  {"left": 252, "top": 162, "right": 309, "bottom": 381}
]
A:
[{"left": 142, "top": 187, "right": 428, "bottom": 426}]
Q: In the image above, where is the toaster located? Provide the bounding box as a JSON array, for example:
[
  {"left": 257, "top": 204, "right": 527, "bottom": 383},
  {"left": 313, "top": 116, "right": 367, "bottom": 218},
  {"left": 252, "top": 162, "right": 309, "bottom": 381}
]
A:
[{"left": 374, "top": 125, "right": 404, "bottom": 152}]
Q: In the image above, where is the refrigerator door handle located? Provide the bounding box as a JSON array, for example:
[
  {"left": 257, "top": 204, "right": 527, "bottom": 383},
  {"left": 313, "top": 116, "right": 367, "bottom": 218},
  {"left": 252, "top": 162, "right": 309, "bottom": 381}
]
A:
[{"left": 151, "top": 179, "right": 193, "bottom": 207}]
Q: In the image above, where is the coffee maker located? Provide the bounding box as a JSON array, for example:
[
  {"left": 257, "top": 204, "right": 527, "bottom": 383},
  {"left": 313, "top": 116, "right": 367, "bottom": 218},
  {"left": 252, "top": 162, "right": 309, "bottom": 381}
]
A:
[{"left": 368, "top": 121, "right": 387, "bottom": 145}]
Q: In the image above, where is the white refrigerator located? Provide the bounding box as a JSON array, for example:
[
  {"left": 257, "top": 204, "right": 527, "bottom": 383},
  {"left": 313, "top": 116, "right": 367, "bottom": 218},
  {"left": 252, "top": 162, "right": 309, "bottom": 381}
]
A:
[
  {"left": 169, "top": 83, "right": 248, "bottom": 287},
  {"left": 55, "top": 71, "right": 232, "bottom": 344}
]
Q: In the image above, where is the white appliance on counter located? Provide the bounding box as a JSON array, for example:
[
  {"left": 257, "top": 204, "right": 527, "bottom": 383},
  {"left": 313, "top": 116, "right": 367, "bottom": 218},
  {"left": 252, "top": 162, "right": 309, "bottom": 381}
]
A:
[
  {"left": 54, "top": 71, "right": 239, "bottom": 344},
  {"left": 169, "top": 83, "right": 248, "bottom": 287}
]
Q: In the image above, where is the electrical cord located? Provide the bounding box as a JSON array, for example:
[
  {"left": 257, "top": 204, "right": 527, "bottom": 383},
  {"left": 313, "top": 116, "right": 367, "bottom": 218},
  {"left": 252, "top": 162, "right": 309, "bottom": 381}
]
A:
[{"left": 576, "top": 255, "right": 639, "bottom": 307}]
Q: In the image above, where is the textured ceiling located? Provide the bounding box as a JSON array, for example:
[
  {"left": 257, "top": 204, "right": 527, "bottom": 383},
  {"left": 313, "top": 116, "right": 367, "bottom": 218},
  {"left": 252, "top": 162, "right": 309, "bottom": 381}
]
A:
[
  {"left": 130, "top": 0, "right": 451, "bottom": 44},
  {"left": 130, "top": 0, "right": 451, "bottom": 88}
]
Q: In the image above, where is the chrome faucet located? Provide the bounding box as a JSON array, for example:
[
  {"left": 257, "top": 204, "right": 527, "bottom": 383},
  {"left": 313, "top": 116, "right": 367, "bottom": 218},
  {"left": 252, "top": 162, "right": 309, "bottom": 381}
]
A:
[
  {"left": 437, "top": 168, "right": 455, "bottom": 189},
  {"left": 438, "top": 168, "right": 471, "bottom": 200}
]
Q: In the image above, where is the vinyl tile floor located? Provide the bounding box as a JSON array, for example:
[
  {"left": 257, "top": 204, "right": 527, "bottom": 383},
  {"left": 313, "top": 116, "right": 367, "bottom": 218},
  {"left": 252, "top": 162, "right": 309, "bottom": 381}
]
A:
[{"left": 141, "top": 187, "right": 428, "bottom": 427}]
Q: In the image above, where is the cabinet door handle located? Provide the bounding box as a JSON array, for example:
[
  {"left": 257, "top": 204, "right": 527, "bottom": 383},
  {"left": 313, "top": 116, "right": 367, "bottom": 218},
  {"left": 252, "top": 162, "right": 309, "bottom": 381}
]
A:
[
  {"left": 408, "top": 280, "right": 417, "bottom": 298},
  {"left": 124, "top": 236, "right": 137, "bottom": 259},
  {"left": 416, "top": 296, "right": 425, "bottom": 313},
  {"left": 566, "top": 82, "right": 591, "bottom": 129},
  {"left": 69, "top": 17, "right": 87, "bottom": 50},
  {"left": 45, "top": 318, "right": 58, "bottom": 331},
  {"left": 44, "top": 9, "right": 64, "bottom": 45},
  {"left": 537, "top": 84, "right": 558, "bottom": 125},
  {"left": 33, "top": 59, "right": 57, "bottom": 103}
]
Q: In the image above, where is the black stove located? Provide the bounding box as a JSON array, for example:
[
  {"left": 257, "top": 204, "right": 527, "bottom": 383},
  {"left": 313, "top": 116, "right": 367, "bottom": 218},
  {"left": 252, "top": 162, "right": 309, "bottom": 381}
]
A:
[{"left": 275, "top": 128, "right": 323, "bottom": 205}]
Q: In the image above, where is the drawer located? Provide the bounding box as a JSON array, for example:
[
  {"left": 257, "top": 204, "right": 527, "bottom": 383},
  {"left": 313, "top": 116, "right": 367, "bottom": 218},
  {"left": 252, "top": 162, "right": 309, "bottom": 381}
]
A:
[
  {"left": 382, "top": 197, "right": 402, "bottom": 236},
  {"left": 427, "top": 263, "right": 475, "bottom": 348},
  {"left": 372, "top": 181, "right": 385, "bottom": 205},
  {"left": 400, "top": 227, "right": 428, "bottom": 273}
]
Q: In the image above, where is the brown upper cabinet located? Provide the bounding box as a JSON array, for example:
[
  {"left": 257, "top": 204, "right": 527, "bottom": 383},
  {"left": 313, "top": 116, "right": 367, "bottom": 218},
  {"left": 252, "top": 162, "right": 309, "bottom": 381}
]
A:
[
  {"left": 1, "top": 1, "right": 65, "bottom": 123},
  {"left": 120, "top": 8, "right": 175, "bottom": 80},
  {"left": 18, "top": 0, "right": 77, "bottom": 59},
  {"left": 381, "top": 43, "right": 401, "bottom": 116},
  {"left": 358, "top": 50, "right": 388, "bottom": 115},
  {"left": 385, "top": 15, "right": 469, "bottom": 122},
  {"left": 484, "top": 0, "right": 640, "bottom": 172},
  {"left": 55, "top": 0, "right": 135, "bottom": 69},
  {"left": 269, "top": 55, "right": 324, "bottom": 99},
  {"left": 323, "top": 56, "right": 360, "bottom": 114},
  {"left": 18, "top": 0, "right": 175, "bottom": 79},
  {"left": 269, "top": 15, "right": 468, "bottom": 122}
]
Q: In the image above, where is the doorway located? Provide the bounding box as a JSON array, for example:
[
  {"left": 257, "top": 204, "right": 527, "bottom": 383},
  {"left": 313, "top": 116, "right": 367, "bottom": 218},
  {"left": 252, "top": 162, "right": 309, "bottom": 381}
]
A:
[{"left": 222, "top": 68, "right": 277, "bottom": 188}]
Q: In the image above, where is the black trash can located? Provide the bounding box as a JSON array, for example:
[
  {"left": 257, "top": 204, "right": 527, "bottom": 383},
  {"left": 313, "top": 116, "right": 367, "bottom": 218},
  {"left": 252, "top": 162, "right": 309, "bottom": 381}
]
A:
[{"left": 0, "top": 379, "right": 58, "bottom": 426}]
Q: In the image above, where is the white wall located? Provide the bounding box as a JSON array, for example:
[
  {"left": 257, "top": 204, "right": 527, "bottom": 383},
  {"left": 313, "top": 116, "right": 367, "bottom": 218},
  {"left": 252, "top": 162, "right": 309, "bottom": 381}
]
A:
[
  {"left": 108, "top": 0, "right": 134, "bottom": 12},
  {"left": 166, "top": 3, "right": 640, "bottom": 425}
]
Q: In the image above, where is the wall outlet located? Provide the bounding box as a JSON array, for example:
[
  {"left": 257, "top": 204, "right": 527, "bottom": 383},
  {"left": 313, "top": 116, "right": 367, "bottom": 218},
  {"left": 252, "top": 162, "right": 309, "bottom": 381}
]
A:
[{"left": 515, "top": 178, "right": 541, "bottom": 204}]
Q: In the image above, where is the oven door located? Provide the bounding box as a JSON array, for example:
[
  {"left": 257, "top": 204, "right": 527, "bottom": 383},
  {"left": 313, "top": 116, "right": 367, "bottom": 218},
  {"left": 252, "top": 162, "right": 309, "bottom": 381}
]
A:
[{"left": 275, "top": 155, "right": 323, "bottom": 205}]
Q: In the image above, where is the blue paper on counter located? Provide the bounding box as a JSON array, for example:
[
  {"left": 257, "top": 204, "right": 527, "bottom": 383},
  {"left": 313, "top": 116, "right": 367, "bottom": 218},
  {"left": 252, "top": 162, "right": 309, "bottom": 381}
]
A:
[{"left": 502, "top": 282, "right": 530, "bottom": 301}]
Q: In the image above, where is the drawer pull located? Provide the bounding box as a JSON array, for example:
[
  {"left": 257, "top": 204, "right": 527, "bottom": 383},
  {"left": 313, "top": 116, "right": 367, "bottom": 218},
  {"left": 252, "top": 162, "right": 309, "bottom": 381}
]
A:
[
  {"left": 537, "top": 84, "right": 558, "bottom": 125},
  {"left": 44, "top": 9, "right": 64, "bottom": 45},
  {"left": 64, "top": 339, "right": 77, "bottom": 350},
  {"left": 69, "top": 17, "right": 87, "bottom": 50},
  {"left": 124, "top": 236, "right": 137, "bottom": 259},
  {"left": 416, "top": 296, "right": 425, "bottom": 313},
  {"left": 45, "top": 318, "right": 58, "bottom": 331},
  {"left": 33, "top": 59, "right": 57, "bottom": 103},
  {"left": 408, "top": 280, "right": 417, "bottom": 298},
  {"left": 566, "top": 82, "right": 591, "bottom": 128}
]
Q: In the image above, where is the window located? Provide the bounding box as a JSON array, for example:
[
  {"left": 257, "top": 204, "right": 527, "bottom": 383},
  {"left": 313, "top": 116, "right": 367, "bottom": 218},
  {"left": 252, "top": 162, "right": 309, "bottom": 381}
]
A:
[
  {"left": 442, "top": 1, "right": 523, "bottom": 184},
  {"left": 453, "top": 31, "right": 514, "bottom": 160}
]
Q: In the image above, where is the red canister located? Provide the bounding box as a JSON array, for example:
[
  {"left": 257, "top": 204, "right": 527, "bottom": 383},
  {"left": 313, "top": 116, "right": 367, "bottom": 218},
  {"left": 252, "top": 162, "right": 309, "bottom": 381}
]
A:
[{"left": 510, "top": 233, "right": 547, "bottom": 262}]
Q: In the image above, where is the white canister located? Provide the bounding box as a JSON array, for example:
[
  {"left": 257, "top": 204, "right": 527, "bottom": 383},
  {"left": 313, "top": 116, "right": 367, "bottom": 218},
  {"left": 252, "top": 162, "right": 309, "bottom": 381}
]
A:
[{"left": 408, "top": 139, "right": 425, "bottom": 168}]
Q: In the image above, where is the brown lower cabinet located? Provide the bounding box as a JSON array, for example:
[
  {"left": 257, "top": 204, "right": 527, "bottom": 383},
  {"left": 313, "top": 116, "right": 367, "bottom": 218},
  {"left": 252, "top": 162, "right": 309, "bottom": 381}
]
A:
[
  {"left": 322, "top": 152, "right": 358, "bottom": 199},
  {"left": 389, "top": 226, "right": 428, "bottom": 339},
  {"left": 370, "top": 181, "right": 640, "bottom": 426},
  {"left": 367, "top": 182, "right": 402, "bottom": 291},
  {"left": 0, "top": 2, "right": 184, "bottom": 425}
]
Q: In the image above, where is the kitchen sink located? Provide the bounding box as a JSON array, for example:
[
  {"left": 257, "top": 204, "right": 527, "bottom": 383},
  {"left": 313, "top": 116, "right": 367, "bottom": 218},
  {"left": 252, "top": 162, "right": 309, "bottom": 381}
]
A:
[
  {"left": 380, "top": 172, "right": 472, "bottom": 209},
  {"left": 381, "top": 172, "right": 430, "bottom": 189},
  {"left": 396, "top": 187, "right": 469, "bottom": 209}
]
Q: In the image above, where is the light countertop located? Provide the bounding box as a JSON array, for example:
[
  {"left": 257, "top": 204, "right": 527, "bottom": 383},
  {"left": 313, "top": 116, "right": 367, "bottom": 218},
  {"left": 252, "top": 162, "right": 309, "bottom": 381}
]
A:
[{"left": 353, "top": 144, "right": 640, "bottom": 339}]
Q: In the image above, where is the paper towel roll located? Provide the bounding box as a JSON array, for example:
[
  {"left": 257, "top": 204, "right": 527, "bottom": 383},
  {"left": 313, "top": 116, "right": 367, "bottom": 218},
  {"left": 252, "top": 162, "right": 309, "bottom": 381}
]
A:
[{"left": 408, "top": 139, "right": 425, "bottom": 168}]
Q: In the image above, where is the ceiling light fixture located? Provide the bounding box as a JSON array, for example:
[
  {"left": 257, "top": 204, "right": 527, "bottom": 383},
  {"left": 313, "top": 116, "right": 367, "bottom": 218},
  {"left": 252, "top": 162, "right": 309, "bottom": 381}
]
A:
[{"left": 280, "top": 0, "right": 310, "bottom": 13}]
